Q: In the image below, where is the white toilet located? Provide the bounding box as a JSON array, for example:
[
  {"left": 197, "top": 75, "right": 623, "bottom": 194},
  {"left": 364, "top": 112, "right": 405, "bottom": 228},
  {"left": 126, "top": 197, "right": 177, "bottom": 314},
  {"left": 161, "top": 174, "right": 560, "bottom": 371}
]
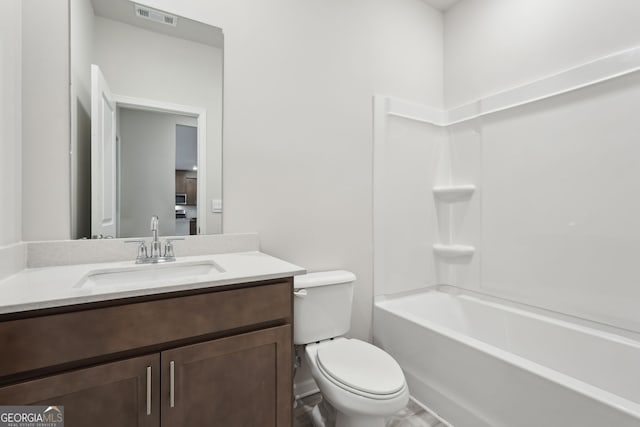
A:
[{"left": 294, "top": 271, "right": 409, "bottom": 427}]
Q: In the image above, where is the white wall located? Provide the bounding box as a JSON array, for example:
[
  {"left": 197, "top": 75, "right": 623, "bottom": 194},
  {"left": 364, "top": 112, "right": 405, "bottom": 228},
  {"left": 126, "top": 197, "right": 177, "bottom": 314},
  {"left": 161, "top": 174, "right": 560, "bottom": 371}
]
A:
[
  {"left": 0, "top": 0, "right": 22, "bottom": 246},
  {"left": 137, "top": 0, "right": 443, "bottom": 342},
  {"left": 444, "top": 0, "right": 640, "bottom": 108},
  {"left": 443, "top": 0, "right": 640, "bottom": 333},
  {"left": 444, "top": 71, "right": 640, "bottom": 333},
  {"left": 478, "top": 74, "right": 640, "bottom": 332},
  {"left": 21, "top": 0, "right": 71, "bottom": 241},
  {"left": 92, "top": 16, "right": 223, "bottom": 235}
]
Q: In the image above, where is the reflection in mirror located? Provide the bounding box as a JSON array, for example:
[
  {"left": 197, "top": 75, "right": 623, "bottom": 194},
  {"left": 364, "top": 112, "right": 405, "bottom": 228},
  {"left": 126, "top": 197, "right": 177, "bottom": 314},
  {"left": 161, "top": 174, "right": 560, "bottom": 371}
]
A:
[
  {"left": 70, "top": 0, "right": 223, "bottom": 239},
  {"left": 118, "top": 108, "right": 197, "bottom": 238}
]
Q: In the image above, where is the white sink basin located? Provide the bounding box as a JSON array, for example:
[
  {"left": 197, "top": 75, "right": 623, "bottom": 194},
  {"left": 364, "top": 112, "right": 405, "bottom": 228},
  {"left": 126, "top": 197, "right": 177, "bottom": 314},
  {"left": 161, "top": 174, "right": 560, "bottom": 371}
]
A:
[{"left": 75, "top": 260, "right": 224, "bottom": 289}]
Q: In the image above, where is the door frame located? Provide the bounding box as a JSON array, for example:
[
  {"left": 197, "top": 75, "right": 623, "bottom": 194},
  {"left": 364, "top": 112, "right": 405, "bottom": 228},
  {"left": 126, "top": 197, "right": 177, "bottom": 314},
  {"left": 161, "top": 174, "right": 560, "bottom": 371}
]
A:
[{"left": 113, "top": 94, "right": 208, "bottom": 235}]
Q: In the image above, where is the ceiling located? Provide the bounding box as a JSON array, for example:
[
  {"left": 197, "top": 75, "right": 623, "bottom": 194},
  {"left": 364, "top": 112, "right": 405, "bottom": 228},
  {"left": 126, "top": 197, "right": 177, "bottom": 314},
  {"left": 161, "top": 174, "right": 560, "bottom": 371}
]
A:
[
  {"left": 90, "top": 0, "right": 458, "bottom": 47},
  {"left": 421, "top": 0, "right": 462, "bottom": 12},
  {"left": 91, "top": 0, "right": 224, "bottom": 49}
]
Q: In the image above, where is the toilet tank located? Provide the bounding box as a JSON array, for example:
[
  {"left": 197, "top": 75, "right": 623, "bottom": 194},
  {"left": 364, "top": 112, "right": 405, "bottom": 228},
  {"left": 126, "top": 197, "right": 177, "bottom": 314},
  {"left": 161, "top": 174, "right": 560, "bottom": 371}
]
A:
[{"left": 293, "top": 270, "right": 356, "bottom": 345}]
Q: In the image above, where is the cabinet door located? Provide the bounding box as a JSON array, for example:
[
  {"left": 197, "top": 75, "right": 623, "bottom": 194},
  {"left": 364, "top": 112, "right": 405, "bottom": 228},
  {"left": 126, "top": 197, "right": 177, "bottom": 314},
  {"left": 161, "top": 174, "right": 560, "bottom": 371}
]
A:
[
  {"left": 162, "top": 325, "right": 292, "bottom": 427},
  {"left": 175, "top": 170, "right": 186, "bottom": 194},
  {"left": 0, "top": 354, "right": 160, "bottom": 427},
  {"left": 185, "top": 177, "right": 197, "bottom": 205}
]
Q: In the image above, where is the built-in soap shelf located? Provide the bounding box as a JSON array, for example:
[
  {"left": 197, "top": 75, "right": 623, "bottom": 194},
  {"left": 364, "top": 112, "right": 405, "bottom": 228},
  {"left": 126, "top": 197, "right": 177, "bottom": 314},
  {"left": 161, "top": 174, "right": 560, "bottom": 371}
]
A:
[
  {"left": 433, "top": 185, "right": 475, "bottom": 203},
  {"left": 433, "top": 184, "right": 475, "bottom": 263},
  {"left": 433, "top": 244, "right": 475, "bottom": 262}
]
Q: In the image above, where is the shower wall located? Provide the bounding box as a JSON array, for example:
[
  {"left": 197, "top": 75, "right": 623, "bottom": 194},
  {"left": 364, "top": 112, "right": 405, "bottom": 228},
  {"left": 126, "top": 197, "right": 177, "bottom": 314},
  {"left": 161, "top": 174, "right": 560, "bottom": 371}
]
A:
[
  {"left": 449, "top": 71, "right": 640, "bottom": 333},
  {"left": 375, "top": 56, "right": 640, "bottom": 335},
  {"left": 441, "top": 0, "right": 640, "bottom": 334},
  {"left": 373, "top": 101, "right": 446, "bottom": 297}
]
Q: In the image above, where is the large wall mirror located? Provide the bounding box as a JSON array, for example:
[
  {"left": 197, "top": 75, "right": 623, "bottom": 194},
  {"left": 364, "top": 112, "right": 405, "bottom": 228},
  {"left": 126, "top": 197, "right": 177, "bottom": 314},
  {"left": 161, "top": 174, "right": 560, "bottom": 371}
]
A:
[{"left": 70, "top": 0, "right": 223, "bottom": 239}]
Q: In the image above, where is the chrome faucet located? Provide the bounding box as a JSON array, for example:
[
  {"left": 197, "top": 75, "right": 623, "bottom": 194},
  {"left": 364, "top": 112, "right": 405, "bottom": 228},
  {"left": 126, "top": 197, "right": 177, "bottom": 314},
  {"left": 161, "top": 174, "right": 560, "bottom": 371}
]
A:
[
  {"left": 149, "top": 215, "right": 162, "bottom": 258},
  {"left": 126, "top": 215, "right": 183, "bottom": 264}
]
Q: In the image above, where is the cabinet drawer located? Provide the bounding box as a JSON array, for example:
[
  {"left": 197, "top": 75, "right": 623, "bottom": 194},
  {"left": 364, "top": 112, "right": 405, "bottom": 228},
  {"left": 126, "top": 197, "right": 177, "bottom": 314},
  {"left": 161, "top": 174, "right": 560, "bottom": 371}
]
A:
[{"left": 0, "top": 281, "right": 292, "bottom": 378}]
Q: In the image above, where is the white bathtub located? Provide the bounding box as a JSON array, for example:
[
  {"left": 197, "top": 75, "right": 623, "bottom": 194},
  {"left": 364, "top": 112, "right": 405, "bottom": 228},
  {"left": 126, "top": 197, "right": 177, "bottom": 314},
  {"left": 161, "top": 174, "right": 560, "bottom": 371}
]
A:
[{"left": 373, "top": 289, "right": 640, "bottom": 427}]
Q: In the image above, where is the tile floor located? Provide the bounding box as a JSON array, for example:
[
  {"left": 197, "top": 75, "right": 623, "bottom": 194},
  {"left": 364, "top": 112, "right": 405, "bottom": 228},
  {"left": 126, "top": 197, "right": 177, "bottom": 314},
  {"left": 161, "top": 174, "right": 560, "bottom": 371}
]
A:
[{"left": 293, "top": 393, "right": 449, "bottom": 427}]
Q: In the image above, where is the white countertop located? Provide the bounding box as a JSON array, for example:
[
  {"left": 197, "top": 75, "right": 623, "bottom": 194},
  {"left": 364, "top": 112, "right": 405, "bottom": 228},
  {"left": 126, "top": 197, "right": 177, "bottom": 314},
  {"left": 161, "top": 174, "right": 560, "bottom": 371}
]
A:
[{"left": 0, "top": 251, "right": 305, "bottom": 314}]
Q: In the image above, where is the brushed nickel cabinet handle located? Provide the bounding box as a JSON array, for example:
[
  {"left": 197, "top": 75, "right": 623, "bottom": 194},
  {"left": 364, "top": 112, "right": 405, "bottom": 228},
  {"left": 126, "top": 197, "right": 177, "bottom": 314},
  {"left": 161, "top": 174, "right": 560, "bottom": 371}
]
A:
[
  {"left": 170, "top": 361, "right": 175, "bottom": 408},
  {"left": 146, "top": 366, "right": 152, "bottom": 415}
]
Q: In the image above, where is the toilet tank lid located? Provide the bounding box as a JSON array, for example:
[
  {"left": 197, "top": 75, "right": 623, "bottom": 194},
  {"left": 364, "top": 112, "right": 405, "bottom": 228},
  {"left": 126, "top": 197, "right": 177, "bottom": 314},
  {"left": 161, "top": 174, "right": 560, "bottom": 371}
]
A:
[{"left": 294, "top": 270, "right": 356, "bottom": 289}]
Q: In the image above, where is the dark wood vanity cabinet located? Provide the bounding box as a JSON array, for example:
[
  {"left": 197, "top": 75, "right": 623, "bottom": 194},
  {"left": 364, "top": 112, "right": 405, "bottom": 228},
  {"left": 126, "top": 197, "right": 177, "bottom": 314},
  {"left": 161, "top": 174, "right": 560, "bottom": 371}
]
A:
[{"left": 0, "top": 279, "right": 293, "bottom": 427}]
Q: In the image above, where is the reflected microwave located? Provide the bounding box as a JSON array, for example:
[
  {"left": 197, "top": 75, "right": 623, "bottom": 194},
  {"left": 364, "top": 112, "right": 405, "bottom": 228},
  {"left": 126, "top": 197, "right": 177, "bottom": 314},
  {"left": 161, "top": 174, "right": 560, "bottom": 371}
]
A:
[{"left": 175, "top": 193, "right": 187, "bottom": 205}]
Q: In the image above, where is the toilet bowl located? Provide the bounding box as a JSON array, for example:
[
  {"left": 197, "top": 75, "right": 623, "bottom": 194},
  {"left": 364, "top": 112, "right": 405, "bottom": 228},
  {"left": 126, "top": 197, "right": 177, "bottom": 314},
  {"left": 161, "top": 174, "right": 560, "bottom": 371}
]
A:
[
  {"left": 305, "top": 338, "right": 409, "bottom": 427},
  {"left": 293, "top": 271, "right": 409, "bottom": 427}
]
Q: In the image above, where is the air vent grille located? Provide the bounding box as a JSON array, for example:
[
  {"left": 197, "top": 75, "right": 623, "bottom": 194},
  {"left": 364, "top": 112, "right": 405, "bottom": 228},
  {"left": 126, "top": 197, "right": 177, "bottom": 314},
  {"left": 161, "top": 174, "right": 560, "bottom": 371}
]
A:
[
  {"left": 136, "top": 7, "right": 149, "bottom": 18},
  {"left": 134, "top": 4, "right": 177, "bottom": 27}
]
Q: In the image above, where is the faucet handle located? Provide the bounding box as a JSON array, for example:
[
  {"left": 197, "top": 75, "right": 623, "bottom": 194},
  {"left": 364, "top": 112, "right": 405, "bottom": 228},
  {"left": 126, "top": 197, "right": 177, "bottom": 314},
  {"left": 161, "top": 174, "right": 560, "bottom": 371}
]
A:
[
  {"left": 164, "top": 238, "right": 184, "bottom": 258},
  {"left": 150, "top": 215, "right": 159, "bottom": 231},
  {"left": 125, "top": 240, "right": 148, "bottom": 261}
]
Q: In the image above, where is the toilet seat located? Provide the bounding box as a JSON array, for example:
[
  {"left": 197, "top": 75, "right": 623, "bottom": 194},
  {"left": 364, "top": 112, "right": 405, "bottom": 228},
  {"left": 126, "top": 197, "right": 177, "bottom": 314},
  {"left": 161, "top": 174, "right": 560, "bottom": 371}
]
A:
[{"left": 315, "top": 339, "right": 406, "bottom": 400}]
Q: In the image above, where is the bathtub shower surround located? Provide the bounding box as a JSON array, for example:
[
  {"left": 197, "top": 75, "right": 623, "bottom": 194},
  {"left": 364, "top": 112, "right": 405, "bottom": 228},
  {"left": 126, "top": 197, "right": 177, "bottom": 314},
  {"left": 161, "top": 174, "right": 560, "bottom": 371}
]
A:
[
  {"left": 374, "top": 45, "right": 640, "bottom": 331},
  {"left": 373, "top": 46, "right": 640, "bottom": 426}
]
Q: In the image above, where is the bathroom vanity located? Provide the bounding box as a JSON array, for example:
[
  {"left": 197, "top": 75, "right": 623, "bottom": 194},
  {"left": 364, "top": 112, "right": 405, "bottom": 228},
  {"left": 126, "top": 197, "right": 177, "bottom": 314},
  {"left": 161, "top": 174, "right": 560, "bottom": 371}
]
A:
[{"left": 0, "top": 247, "right": 303, "bottom": 427}]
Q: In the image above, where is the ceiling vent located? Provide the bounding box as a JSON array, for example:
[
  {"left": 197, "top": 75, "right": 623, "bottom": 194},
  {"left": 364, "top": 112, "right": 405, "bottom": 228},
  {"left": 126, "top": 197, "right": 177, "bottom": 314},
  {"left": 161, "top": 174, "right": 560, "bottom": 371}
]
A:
[{"left": 134, "top": 4, "right": 177, "bottom": 27}]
